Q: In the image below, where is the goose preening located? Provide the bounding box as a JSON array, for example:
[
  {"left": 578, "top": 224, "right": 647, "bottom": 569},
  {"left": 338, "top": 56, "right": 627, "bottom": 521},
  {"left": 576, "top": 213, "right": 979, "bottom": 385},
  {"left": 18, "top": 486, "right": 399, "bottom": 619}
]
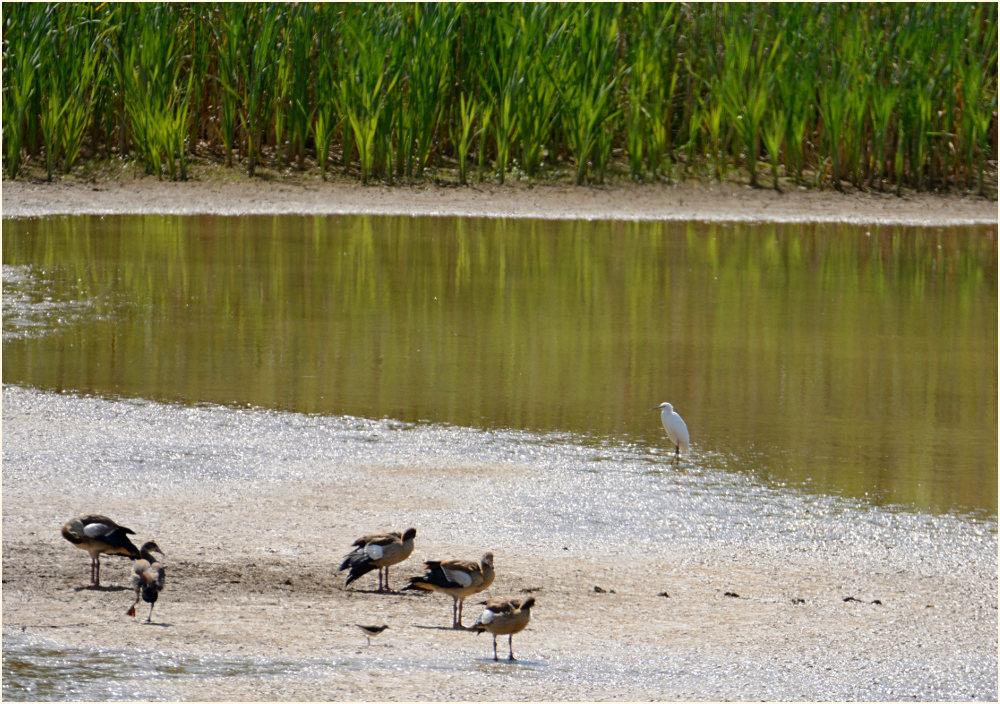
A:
[
  {"left": 61, "top": 514, "right": 141, "bottom": 587},
  {"left": 471, "top": 596, "right": 535, "bottom": 661},
  {"left": 651, "top": 401, "right": 690, "bottom": 458},
  {"left": 404, "top": 552, "right": 495, "bottom": 629},
  {"left": 339, "top": 527, "right": 417, "bottom": 592},
  {"left": 356, "top": 623, "right": 389, "bottom": 645},
  {"left": 126, "top": 541, "right": 165, "bottom": 622}
]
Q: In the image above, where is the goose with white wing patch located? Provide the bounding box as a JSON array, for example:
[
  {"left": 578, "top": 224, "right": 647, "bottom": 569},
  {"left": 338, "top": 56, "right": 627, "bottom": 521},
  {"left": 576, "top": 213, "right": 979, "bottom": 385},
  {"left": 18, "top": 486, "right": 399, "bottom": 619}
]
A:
[
  {"left": 404, "top": 552, "right": 495, "bottom": 628},
  {"left": 61, "top": 514, "right": 141, "bottom": 587},
  {"left": 471, "top": 596, "right": 535, "bottom": 661},
  {"left": 339, "top": 527, "right": 417, "bottom": 592}
]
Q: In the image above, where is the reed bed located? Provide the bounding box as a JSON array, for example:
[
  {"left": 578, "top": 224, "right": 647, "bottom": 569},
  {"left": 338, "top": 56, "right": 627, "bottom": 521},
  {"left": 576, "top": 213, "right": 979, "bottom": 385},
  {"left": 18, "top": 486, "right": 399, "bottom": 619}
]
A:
[{"left": 3, "top": 2, "right": 996, "bottom": 193}]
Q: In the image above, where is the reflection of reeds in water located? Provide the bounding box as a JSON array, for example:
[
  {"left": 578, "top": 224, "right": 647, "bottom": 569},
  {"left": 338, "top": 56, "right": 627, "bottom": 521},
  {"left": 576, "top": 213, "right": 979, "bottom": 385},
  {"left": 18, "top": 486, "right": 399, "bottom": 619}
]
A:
[{"left": 2, "top": 4, "right": 995, "bottom": 191}]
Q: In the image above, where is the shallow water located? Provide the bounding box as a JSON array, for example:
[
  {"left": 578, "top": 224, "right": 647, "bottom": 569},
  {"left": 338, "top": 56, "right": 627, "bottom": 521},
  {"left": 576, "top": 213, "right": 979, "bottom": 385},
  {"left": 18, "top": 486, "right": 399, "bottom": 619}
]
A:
[
  {"left": 7, "top": 385, "right": 992, "bottom": 557},
  {"left": 2, "top": 214, "right": 996, "bottom": 515},
  {"left": 1, "top": 631, "right": 300, "bottom": 701}
]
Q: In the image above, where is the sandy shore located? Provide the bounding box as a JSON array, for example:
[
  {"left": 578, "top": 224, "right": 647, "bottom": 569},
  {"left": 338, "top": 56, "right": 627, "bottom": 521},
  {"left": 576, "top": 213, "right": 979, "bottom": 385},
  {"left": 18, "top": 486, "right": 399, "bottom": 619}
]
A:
[
  {"left": 2, "top": 383, "right": 997, "bottom": 701},
  {"left": 2, "top": 176, "right": 997, "bottom": 224}
]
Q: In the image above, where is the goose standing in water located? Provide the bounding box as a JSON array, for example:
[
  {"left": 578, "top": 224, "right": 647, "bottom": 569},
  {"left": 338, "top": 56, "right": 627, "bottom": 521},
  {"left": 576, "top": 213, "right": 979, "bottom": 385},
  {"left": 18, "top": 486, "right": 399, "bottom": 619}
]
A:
[
  {"left": 61, "top": 514, "right": 141, "bottom": 587},
  {"left": 471, "top": 596, "right": 536, "bottom": 661},
  {"left": 126, "top": 541, "right": 165, "bottom": 622},
  {"left": 340, "top": 527, "right": 417, "bottom": 592},
  {"left": 404, "top": 552, "right": 495, "bottom": 628}
]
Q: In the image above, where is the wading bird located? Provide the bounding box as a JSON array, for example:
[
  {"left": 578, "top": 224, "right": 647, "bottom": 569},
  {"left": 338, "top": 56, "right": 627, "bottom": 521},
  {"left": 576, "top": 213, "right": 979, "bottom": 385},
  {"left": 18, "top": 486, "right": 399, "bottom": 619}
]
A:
[
  {"left": 126, "top": 541, "right": 165, "bottom": 623},
  {"left": 651, "top": 402, "right": 690, "bottom": 458},
  {"left": 339, "top": 527, "right": 417, "bottom": 592},
  {"left": 356, "top": 623, "right": 389, "bottom": 645},
  {"left": 61, "top": 514, "right": 141, "bottom": 587},
  {"left": 404, "top": 552, "right": 495, "bottom": 628},
  {"left": 470, "top": 596, "right": 535, "bottom": 661}
]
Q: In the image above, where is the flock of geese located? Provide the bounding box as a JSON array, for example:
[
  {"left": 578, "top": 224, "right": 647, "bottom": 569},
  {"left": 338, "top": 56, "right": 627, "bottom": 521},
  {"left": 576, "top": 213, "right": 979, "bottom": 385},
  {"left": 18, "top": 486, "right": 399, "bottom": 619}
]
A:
[
  {"left": 60, "top": 518, "right": 530, "bottom": 661},
  {"left": 60, "top": 401, "right": 689, "bottom": 662},
  {"left": 338, "top": 527, "right": 533, "bottom": 660}
]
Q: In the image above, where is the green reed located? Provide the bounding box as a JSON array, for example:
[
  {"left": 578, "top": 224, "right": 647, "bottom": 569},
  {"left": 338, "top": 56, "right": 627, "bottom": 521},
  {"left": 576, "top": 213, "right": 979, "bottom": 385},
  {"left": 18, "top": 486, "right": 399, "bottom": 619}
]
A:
[
  {"left": 624, "top": 4, "right": 682, "bottom": 181},
  {"left": 512, "top": 5, "right": 564, "bottom": 178},
  {"left": 336, "top": 5, "right": 400, "bottom": 184},
  {"left": 452, "top": 93, "right": 480, "bottom": 186},
  {"left": 719, "top": 7, "right": 779, "bottom": 189},
  {"left": 311, "top": 14, "right": 338, "bottom": 179},
  {"left": 2, "top": 5, "right": 46, "bottom": 178},
  {"left": 480, "top": 7, "right": 522, "bottom": 184},
  {"left": 558, "top": 4, "right": 621, "bottom": 184},
  {"left": 24, "top": 4, "right": 105, "bottom": 180},
  {"left": 400, "top": 4, "right": 457, "bottom": 177},
  {"left": 2, "top": 2, "right": 995, "bottom": 193}
]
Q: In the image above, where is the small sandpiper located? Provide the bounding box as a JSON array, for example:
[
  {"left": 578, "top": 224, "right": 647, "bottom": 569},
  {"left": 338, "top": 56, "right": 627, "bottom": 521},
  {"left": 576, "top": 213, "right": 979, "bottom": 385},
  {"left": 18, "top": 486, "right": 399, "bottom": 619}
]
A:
[{"left": 356, "top": 623, "right": 389, "bottom": 645}]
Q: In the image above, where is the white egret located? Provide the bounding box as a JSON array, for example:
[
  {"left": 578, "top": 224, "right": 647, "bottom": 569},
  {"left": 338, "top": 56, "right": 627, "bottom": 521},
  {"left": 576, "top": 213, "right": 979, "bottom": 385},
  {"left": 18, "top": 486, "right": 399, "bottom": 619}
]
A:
[{"left": 651, "top": 402, "right": 690, "bottom": 458}]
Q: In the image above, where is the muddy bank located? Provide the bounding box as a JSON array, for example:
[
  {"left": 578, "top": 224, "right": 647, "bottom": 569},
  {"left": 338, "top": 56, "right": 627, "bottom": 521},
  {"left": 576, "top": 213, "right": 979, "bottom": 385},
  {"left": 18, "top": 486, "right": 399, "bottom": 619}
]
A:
[
  {"left": 2, "top": 386, "right": 996, "bottom": 701},
  {"left": 2, "top": 176, "right": 997, "bottom": 224}
]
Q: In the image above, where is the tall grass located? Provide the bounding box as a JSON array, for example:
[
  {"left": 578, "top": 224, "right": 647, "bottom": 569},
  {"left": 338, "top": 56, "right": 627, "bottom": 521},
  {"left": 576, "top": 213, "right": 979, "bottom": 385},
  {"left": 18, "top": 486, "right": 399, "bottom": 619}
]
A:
[
  {"left": 112, "top": 4, "right": 193, "bottom": 180},
  {"left": 2, "top": 2, "right": 995, "bottom": 193},
  {"left": 336, "top": 4, "right": 400, "bottom": 184}
]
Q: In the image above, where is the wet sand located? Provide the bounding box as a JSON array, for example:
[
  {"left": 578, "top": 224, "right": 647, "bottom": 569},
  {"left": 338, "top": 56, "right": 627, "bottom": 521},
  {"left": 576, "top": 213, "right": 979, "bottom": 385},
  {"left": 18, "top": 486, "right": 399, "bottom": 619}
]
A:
[
  {"left": 2, "top": 384, "right": 996, "bottom": 701},
  {"left": 2, "top": 177, "right": 997, "bottom": 700},
  {"left": 2, "top": 175, "right": 997, "bottom": 224}
]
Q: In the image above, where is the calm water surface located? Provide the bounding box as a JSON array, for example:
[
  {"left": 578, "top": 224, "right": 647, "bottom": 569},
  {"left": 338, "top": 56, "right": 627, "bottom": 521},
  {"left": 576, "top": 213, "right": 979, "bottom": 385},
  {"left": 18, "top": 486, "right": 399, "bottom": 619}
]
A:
[{"left": 2, "top": 214, "right": 996, "bottom": 515}]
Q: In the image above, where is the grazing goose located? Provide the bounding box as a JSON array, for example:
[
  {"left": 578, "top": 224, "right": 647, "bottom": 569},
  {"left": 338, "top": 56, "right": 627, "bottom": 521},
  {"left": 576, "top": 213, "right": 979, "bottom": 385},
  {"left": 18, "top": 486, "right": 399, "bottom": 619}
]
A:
[
  {"left": 404, "top": 552, "right": 495, "bottom": 628},
  {"left": 471, "top": 596, "right": 536, "bottom": 661},
  {"left": 61, "top": 514, "right": 141, "bottom": 587},
  {"left": 126, "top": 541, "right": 165, "bottom": 622},
  {"left": 651, "top": 401, "right": 690, "bottom": 458},
  {"left": 340, "top": 527, "right": 417, "bottom": 592},
  {"left": 356, "top": 623, "right": 389, "bottom": 645}
]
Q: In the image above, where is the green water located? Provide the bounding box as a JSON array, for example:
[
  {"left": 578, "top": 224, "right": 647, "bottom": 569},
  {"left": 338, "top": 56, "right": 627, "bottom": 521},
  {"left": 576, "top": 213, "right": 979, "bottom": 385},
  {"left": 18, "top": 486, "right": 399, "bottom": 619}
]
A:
[{"left": 2, "top": 214, "right": 996, "bottom": 515}]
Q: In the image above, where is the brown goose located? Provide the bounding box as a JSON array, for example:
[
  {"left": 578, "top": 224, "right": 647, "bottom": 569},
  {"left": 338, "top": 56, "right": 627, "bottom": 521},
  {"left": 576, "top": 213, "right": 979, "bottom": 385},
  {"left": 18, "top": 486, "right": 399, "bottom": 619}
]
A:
[
  {"left": 61, "top": 514, "right": 141, "bottom": 587},
  {"left": 126, "top": 541, "right": 165, "bottom": 622},
  {"left": 404, "top": 552, "right": 495, "bottom": 628},
  {"left": 471, "top": 596, "right": 536, "bottom": 661},
  {"left": 340, "top": 527, "right": 417, "bottom": 592}
]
